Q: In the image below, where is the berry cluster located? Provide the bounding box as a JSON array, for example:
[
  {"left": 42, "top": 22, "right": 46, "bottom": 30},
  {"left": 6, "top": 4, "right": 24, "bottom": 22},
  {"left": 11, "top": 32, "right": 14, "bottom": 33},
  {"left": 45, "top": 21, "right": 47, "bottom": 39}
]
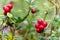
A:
[
  {"left": 31, "top": 8, "right": 36, "bottom": 14},
  {"left": 3, "top": 3, "right": 13, "bottom": 16},
  {"left": 35, "top": 19, "right": 47, "bottom": 33}
]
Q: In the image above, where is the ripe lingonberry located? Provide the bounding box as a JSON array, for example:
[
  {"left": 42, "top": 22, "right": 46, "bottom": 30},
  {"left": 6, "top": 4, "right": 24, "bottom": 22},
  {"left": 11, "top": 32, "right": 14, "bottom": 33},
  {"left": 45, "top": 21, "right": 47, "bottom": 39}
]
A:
[
  {"left": 31, "top": 8, "right": 36, "bottom": 14},
  {"left": 3, "top": 3, "right": 13, "bottom": 16},
  {"left": 3, "top": 6, "right": 10, "bottom": 12},
  {"left": 36, "top": 28, "right": 44, "bottom": 33},
  {"left": 4, "top": 11, "right": 7, "bottom": 16},
  {"left": 36, "top": 28, "right": 40, "bottom": 33},
  {"left": 39, "top": 25, "right": 44, "bottom": 30},
  {"left": 35, "top": 23, "right": 40, "bottom": 28},
  {"left": 7, "top": 4, "right": 13, "bottom": 9},
  {"left": 35, "top": 19, "right": 48, "bottom": 33},
  {"left": 37, "top": 19, "right": 43, "bottom": 25},
  {"left": 42, "top": 21, "right": 47, "bottom": 27}
]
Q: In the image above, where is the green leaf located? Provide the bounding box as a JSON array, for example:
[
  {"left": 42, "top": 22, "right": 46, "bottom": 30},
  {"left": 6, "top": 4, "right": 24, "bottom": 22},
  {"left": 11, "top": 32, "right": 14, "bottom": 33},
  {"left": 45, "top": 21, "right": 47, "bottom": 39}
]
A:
[
  {"left": 25, "top": 0, "right": 30, "bottom": 5},
  {"left": 15, "top": 17, "right": 23, "bottom": 23},
  {"left": 52, "top": 21, "right": 56, "bottom": 27},
  {"left": 39, "top": 36, "right": 46, "bottom": 40},
  {"left": 54, "top": 15, "right": 60, "bottom": 22},
  {"left": 49, "top": 37, "right": 58, "bottom": 40},
  {"left": 6, "top": 22, "right": 13, "bottom": 27},
  {"left": 7, "top": 13, "right": 13, "bottom": 18},
  {"left": 31, "top": 0, "right": 34, "bottom": 3},
  {"left": 36, "top": 9, "right": 40, "bottom": 13}
]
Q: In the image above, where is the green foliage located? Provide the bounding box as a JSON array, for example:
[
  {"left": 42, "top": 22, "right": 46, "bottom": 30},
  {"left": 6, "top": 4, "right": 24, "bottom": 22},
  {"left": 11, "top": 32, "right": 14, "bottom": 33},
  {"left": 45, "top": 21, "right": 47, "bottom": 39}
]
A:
[{"left": 0, "top": 0, "right": 60, "bottom": 40}]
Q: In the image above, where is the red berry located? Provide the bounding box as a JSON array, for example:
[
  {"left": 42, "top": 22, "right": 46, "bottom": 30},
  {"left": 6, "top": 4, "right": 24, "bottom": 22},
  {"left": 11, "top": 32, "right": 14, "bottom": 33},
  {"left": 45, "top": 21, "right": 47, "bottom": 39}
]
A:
[
  {"left": 36, "top": 28, "right": 40, "bottom": 33},
  {"left": 42, "top": 21, "right": 47, "bottom": 27},
  {"left": 7, "top": 4, "right": 13, "bottom": 9},
  {"left": 3, "top": 6, "right": 10, "bottom": 12},
  {"left": 31, "top": 8, "right": 36, "bottom": 14},
  {"left": 9, "top": 9, "right": 11, "bottom": 12},
  {"left": 38, "top": 25, "right": 44, "bottom": 33},
  {"left": 39, "top": 25, "right": 44, "bottom": 30},
  {"left": 36, "top": 28, "right": 44, "bottom": 33},
  {"left": 35, "top": 23, "right": 40, "bottom": 28},
  {"left": 37, "top": 19, "right": 43, "bottom": 25},
  {"left": 4, "top": 11, "right": 7, "bottom": 16}
]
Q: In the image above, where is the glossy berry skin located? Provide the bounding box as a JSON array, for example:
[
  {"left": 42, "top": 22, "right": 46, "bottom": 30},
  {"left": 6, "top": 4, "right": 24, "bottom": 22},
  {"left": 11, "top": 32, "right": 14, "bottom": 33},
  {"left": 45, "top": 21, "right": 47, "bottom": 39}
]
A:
[
  {"left": 35, "top": 19, "right": 48, "bottom": 33},
  {"left": 31, "top": 8, "right": 36, "bottom": 14},
  {"left": 7, "top": 4, "right": 13, "bottom": 9},
  {"left": 3, "top": 6, "right": 10, "bottom": 12},
  {"left": 37, "top": 19, "right": 43, "bottom": 25},
  {"left": 36, "top": 28, "right": 40, "bottom": 33},
  {"left": 42, "top": 21, "right": 47, "bottom": 27},
  {"left": 36, "top": 28, "right": 44, "bottom": 33},
  {"left": 35, "top": 23, "right": 40, "bottom": 28},
  {"left": 36, "top": 25, "right": 44, "bottom": 33},
  {"left": 39, "top": 25, "right": 44, "bottom": 30},
  {"left": 4, "top": 11, "right": 7, "bottom": 16}
]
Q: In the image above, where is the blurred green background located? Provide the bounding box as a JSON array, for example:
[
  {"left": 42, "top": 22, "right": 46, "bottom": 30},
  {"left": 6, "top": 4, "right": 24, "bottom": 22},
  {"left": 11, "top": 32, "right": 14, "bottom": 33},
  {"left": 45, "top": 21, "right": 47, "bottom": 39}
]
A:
[{"left": 0, "top": 0, "right": 60, "bottom": 40}]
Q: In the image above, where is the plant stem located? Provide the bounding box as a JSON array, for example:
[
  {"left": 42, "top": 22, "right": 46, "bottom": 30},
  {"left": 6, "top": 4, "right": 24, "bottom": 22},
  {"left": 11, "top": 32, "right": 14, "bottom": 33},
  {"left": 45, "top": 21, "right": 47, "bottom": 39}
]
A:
[
  {"left": 10, "top": 0, "right": 14, "bottom": 4},
  {"left": 24, "top": 29, "right": 29, "bottom": 40},
  {"left": 22, "top": 0, "right": 32, "bottom": 22},
  {"left": 24, "top": 0, "right": 32, "bottom": 40},
  {"left": 22, "top": 7, "right": 31, "bottom": 21},
  {"left": 48, "top": 0, "right": 54, "bottom": 5},
  {"left": 0, "top": 20, "right": 4, "bottom": 30},
  {"left": 55, "top": 0, "right": 58, "bottom": 15}
]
